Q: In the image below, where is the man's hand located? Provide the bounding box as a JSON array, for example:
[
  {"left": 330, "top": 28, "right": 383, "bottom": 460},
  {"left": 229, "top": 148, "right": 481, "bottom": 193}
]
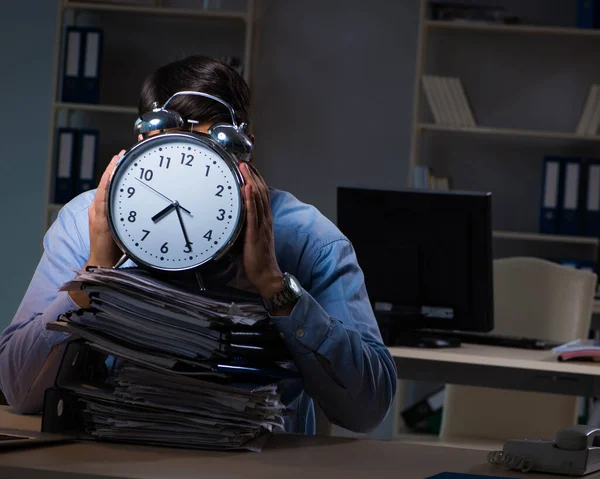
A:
[
  {"left": 239, "top": 163, "right": 286, "bottom": 308},
  {"left": 70, "top": 151, "right": 125, "bottom": 308}
]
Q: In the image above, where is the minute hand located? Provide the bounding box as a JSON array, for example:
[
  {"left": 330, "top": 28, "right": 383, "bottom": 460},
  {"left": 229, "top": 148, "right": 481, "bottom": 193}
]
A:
[{"left": 135, "top": 178, "right": 191, "bottom": 215}]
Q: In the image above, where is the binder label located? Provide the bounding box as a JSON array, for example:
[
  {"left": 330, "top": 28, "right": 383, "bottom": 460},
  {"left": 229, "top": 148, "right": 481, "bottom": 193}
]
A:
[
  {"left": 84, "top": 32, "right": 100, "bottom": 79},
  {"left": 564, "top": 162, "right": 580, "bottom": 210},
  {"left": 80, "top": 133, "right": 97, "bottom": 180},
  {"left": 543, "top": 161, "right": 559, "bottom": 208},
  {"left": 588, "top": 165, "right": 600, "bottom": 212},
  {"left": 66, "top": 31, "right": 81, "bottom": 77},
  {"left": 58, "top": 132, "right": 74, "bottom": 179}
]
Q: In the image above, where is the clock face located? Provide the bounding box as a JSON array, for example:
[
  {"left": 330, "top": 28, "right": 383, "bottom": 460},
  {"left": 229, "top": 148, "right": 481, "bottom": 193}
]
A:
[{"left": 107, "top": 132, "right": 244, "bottom": 271}]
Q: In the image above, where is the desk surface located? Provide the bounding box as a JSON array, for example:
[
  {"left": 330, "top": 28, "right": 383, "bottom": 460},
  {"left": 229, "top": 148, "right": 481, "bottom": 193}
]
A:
[
  {"left": 389, "top": 343, "right": 600, "bottom": 375},
  {"left": 0, "top": 407, "right": 569, "bottom": 479}
]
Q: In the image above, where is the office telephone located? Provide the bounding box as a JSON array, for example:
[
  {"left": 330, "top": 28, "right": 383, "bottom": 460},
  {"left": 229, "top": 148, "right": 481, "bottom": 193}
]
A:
[{"left": 488, "top": 425, "right": 600, "bottom": 476}]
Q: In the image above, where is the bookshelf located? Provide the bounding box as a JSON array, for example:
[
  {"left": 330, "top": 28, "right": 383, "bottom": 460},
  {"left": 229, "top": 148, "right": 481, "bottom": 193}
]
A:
[
  {"left": 44, "top": 0, "right": 256, "bottom": 231},
  {"left": 409, "top": 0, "right": 600, "bottom": 257}
]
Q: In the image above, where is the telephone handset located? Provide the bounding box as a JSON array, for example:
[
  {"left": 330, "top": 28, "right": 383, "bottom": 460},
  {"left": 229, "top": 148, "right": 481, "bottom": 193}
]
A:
[{"left": 488, "top": 425, "right": 600, "bottom": 476}]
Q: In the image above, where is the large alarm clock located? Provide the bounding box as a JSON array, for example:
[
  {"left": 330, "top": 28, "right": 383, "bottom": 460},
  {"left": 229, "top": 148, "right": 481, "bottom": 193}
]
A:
[{"left": 106, "top": 91, "right": 253, "bottom": 275}]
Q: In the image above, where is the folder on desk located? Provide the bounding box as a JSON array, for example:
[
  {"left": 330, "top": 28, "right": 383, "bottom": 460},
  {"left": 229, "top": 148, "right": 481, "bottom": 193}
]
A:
[
  {"left": 53, "top": 128, "right": 78, "bottom": 204},
  {"left": 76, "top": 129, "right": 98, "bottom": 194},
  {"left": 583, "top": 158, "right": 600, "bottom": 237},
  {"left": 559, "top": 157, "right": 583, "bottom": 235},
  {"left": 539, "top": 156, "right": 563, "bottom": 234}
]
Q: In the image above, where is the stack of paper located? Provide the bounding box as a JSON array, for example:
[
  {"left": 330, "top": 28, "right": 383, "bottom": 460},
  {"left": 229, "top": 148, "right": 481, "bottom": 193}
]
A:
[{"left": 46, "top": 267, "right": 294, "bottom": 451}]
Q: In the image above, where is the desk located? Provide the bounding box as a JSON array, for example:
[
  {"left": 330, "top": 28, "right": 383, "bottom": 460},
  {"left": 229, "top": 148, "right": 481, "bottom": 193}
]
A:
[
  {"left": 342, "top": 344, "right": 600, "bottom": 443},
  {"left": 0, "top": 407, "right": 581, "bottom": 479},
  {"left": 391, "top": 344, "right": 600, "bottom": 398}
]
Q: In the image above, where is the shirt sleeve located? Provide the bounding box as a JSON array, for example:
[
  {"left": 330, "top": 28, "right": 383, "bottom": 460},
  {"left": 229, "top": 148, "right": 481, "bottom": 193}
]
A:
[
  {"left": 0, "top": 205, "right": 88, "bottom": 413},
  {"left": 270, "top": 239, "right": 397, "bottom": 433}
]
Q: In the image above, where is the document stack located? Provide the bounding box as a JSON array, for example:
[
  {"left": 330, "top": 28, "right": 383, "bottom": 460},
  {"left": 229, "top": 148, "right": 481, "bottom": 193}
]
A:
[{"left": 42, "top": 267, "right": 295, "bottom": 451}]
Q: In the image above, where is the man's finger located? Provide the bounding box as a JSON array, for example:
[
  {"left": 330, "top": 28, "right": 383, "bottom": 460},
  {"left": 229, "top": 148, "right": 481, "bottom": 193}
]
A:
[
  {"left": 245, "top": 183, "right": 258, "bottom": 235},
  {"left": 95, "top": 152, "right": 124, "bottom": 214},
  {"left": 249, "top": 164, "right": 271, "bottom": 221}
]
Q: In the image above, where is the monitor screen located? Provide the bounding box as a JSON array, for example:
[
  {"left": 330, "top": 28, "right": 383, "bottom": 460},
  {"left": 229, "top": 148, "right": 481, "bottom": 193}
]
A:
[{"left": 336, "top": 187, "right": 493, "bottom": 339}]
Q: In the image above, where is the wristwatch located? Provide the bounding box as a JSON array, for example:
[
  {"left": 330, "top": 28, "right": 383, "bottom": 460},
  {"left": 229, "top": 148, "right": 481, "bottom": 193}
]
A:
[{"left": 268, "top": 273, "right": 303, "bottom": 309}]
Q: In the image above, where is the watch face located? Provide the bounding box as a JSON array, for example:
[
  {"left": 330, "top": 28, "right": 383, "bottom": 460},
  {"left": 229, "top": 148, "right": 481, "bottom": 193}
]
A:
[
  {"left": 107, "top": 132, "right": 244, "bottom": 272},
  {"left": 285, "top": 274, "right": 303, "bottom": 297}
]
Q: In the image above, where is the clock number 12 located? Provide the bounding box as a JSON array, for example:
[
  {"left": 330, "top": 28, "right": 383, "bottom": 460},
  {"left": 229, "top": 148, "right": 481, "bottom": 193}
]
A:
[{"left": 181, "top": 153, "right": 194, "bottom": 166}]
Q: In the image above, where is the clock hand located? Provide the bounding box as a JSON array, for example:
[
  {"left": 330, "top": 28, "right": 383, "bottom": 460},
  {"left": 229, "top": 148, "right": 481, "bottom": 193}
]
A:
[
  {"left": 152, "top": 202, "right": 176, "bottom": 223},
  {"left": 175, "top": 204, "right": 193, "bottom": 252},
  {"left": 135, "top": 178, "right": 192, "bottom": 216}
]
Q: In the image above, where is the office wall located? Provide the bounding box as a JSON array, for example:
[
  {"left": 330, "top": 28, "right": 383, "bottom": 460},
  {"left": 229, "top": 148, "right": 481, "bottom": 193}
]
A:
[
  {"left": 0, "top": 2, "right": 57, "bottom": 329},
  {"left": 0, "top": 1, "right": 420, "bottom": 329},
  {"left": 251, "top": 0, "right": 419, "bottom": 222}
]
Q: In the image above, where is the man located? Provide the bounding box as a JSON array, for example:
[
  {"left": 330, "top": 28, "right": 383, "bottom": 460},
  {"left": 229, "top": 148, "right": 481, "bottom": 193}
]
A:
[{"left": 0, "top": 55, "right": 397, "bottom": 434}]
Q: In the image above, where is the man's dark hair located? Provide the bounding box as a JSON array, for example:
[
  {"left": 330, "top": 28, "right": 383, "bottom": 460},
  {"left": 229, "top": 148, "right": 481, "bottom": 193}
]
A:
[{"left": 138, "top": 55, "right": 250, "bottom": 127}]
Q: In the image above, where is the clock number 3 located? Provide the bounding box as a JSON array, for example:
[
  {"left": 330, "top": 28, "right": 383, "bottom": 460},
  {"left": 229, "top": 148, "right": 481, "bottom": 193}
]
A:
[{"left": 217, "top": 209, "right": 225, "bottom": 221}]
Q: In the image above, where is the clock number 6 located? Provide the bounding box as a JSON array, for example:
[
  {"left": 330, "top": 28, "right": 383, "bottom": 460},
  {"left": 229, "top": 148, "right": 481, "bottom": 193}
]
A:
[{"left": 161, "top": 242, "right": 169, "bottom": 254}]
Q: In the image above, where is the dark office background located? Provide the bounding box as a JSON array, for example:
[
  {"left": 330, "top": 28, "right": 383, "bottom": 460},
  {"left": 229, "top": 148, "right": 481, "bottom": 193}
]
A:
[{"left": 0, "top": 1, "right": 418, "bottom": 327}]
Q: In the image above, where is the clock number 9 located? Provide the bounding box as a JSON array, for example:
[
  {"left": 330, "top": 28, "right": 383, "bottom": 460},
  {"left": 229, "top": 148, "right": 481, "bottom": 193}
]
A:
[
  {"left": 127, "top": 187, "right": 135, "bottom": 198},
  {"left": 140, "top": 168, "right": 153, "bottom": 181},
  {"left": 161, "top": 242, "right": 169, "bottom": 254}
]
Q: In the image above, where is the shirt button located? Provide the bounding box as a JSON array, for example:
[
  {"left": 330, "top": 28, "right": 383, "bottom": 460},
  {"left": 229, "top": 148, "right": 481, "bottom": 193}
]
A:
[
  {"left": 279, "top": 333, "right": 285, "bottom": 340},
  {"left": 296, "top": 328, "right": 305, "bottom": 338}
]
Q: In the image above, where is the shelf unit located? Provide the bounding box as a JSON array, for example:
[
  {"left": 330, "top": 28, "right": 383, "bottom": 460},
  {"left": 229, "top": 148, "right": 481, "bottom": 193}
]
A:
[
  {"left": 44, "top": 0, "right": 256, "bottom": 232},
  {"left": 409, "top": 0, "right": 600, "bottom": 253},
  {"left": 426, "top": 19, "right": 600, "bottom": 37},
  {"left": 419, "top": 123, "right": 600, "bottom": 142}
]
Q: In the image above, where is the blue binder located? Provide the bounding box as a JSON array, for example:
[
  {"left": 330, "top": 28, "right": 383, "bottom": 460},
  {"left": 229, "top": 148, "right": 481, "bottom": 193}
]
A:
[
  {"left": 54, "top": 128, "right": 78, "bottom": 204},
  {"left": 61, "top": 27, "right": 83, "bottom": 103},
  {"left": 578, "top": 0, "right": 600, "bottom": 28},
  {"left": 80, "top": 28, "right": 103, "bottom": 104},
  {"left": 76, "top": 129, "right": 99, "bottom": 194},
  {"left": 61, "top": 27, "right": 103, "bottom": 103},
  {"left": 539, "top": 156, "right": 563, "bottom": 234},
  {"left": 583, "top": 157, "right": 600, "bottom": 237},
  {"left": 558, "top": 158, "right": 582, "bottom": 236},
  {"left": 559, "top": 157, "right": 583, "bottom": 235}
]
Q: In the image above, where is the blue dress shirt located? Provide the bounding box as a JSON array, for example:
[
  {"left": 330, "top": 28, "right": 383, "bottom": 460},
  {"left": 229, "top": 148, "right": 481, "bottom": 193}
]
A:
[{"left": 0, "top": 187, "right": 397, "bottom": 434}]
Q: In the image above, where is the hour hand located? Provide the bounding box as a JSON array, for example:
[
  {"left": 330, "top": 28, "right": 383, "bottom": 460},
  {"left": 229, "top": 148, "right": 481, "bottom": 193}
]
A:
[{"left": 152, "top": 203, "right": 175, "bottom": 223}]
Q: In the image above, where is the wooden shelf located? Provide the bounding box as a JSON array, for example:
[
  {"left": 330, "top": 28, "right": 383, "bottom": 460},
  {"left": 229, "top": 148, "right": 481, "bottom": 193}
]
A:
[
  {"left": 427, "top": 20, "right": 600, "bottom": 38},
  {"left": 418, "top": 123, "right": 600, "bottom": 142},
  {"left": 64, "top": 1, "right": 249, "bottom": 21},
  {"left": 54, "top": 102, "right": 138, "bottom": 114},
  {"left": 493, "top": 230, "right": 600, "bottom": 246}
]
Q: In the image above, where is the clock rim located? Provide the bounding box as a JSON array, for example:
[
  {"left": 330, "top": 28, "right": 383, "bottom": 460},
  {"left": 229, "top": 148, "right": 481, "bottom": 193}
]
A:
[{"left": 106, "top": 131, "right": 246, "bottom": 273}]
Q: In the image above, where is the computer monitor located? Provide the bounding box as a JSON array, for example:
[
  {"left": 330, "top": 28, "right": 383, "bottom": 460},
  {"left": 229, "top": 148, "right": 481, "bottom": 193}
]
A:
[{"left": 336, "top": 187, "right": 494, "bottom": 346}]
